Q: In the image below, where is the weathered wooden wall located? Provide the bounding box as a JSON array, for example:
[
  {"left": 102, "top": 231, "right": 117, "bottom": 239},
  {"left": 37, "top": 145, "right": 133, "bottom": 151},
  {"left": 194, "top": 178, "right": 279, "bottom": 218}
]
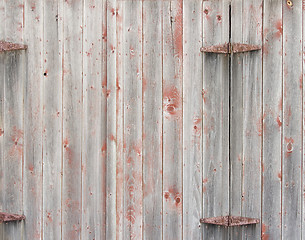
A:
[{"left": 0, "top": 0, "right": 304, "bottom": 239}]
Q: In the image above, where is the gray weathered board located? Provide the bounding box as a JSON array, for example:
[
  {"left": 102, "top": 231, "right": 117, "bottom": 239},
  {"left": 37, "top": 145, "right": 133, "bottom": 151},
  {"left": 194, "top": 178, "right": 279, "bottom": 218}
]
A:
[{"left": 0, "top": 0, "right": 304, "bottom": 239}]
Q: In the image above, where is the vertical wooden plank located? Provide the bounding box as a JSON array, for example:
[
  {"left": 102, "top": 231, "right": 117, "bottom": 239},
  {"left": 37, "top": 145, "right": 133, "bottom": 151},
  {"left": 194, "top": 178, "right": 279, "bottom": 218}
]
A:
[
  {"left": 3, "top": 51, "right": 25, "bottom": 240},
  {"left": 0, "top": 1, "right": 5, "bottom": 238},
  {"left": 182, "top": 0, "right": 202, "bottom": 239},
  {"left": 202, "top": 0, "right": 229, "bottom": 239},
  {"left": 122, "top": 0, "right": 143, "bottom": 239},
  {"left": 162, "top": 0, "right": 183, "bottom": 239},
  {"left": 2, "top": 1, "right": 24, "bottom": 239},
  {"left": 82, "top": 0, "right": 105, "bottom": 239},
  {"left": 262, "top": 1, "right": 283, "bottom": 239},
  {"left": 116, "top": 0, "right": 124, "bottom": 238},
  {"left": 23, "top": 0, "right": 43, "bottom": 239},
  {"left": 0, "top": 53, "right": 4, "bottom": 240},
  {"left": 230, "top": 0, "right": 243, "bottom": 239},
  {"left": 143, "top": 0, "right": 163, "bottom": 239},
  {"left": 62, "top": 0, "right": 83, "bottom": 239},
  {"left": 282, "top": 0, "right": 302, "bottom": 239},
  {"left": 241, "top": 0, "right": 263, "bottom": 239},
  {"left": 106, "top": 0, "right": 117, "bottom": 238},
  {"left": 43, "top": 0, "right": 63, "bottom": 239}
]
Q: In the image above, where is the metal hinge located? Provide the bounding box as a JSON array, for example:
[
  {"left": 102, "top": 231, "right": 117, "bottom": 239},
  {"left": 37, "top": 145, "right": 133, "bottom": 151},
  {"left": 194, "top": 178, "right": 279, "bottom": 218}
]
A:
[
  {"left": 0, "top": 41, "right": 27, "bottom": 53},
  {"left": 200, "top": 215, "right": 260, "bottom": 227},
  {"left": 200, "top": 43, "right": 261, "bottom": 54},
  {"left": 0, "top": 212, "right": 26, "bottom": 223}
]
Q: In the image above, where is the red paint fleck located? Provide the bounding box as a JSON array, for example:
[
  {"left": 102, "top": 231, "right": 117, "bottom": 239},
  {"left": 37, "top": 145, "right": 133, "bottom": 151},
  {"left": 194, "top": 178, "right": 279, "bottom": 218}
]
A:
[
  {"left": 111, "top": 8, "right": 116, "bottom": 16},
  {"left": 203, "top": 178, "right": 208, "bottom": 183},
  {"left": 101, "top": 141, "right": 107, "bottom": 156},
  {"left": 102, "top": 25, "right": 107, "bottom": 42},
  {"left": 300, "top": 74, "right": 303, "bottom": 89},
  {"left": 47, "top": 212, "right": 53, "bottom": 223},
  {"left": 164, "top": 192, "right": 170, "bottom": 199},
  {"left": 275, "top": 20, "right": 283, "bottom": 38},
  {"left": 276, "top": 116, "right": 282, "bottom": 127},
  {"left": 262, "top": 43, "right": 269, "bottom": 56},
  {"left": 63, "top": 138, "right": 73, "bottom": 166},
  {"left": 142, "top": 76, "right": 147, "bottom": 92},
  {"left": 0, "top": 128, "right": 3, "bottom": 136},
  {"left": 217, "top": 15, "right": 222, "bottom": 22},
  {"left": 109, "top": 134, "right": 116, "bottom": 141},
  {"left": 262, "top": 224, "right": 270, "bottom": 240},
  {"left": 278, "top": 172, "right": 282, "bottom": 181},
  {"left": 28, "top": 164, "right": 34, "bottom": 172},
  {"left": 8, "top": 127, "right": 23, "bottom": 157},
  {"left": 174, "top": 0, "right": 183, "bottom": 59},
  {"left": 202, "top": 89, "right": 207, "bottom": 103}
]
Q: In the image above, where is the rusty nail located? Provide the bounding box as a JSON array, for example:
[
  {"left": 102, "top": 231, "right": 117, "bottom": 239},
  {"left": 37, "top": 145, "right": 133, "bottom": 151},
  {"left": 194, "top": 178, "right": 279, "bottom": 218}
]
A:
[{"left": 287, "top": 0, "right": 293, "bottom": 7}]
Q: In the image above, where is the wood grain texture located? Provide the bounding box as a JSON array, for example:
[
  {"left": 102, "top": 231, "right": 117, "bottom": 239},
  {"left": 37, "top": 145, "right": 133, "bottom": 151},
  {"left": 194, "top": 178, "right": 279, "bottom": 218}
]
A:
[
  {"left": 106, "top": 0, "right": 117, "bottom": 238},
  {"left": 42, "top": 1, "right": 63, "bottom": 239},
  {"left": 23, "top": 1, "right": 43, "bottom": 239},
  {"left": 62, "top": 0, "right": 83, "bottom": 239},
  {"left": 162, "top": 0, "right": 183, "bottom": 239},
  {"left": 2, "top": 1, "right": 24, "bottom": 239},
  {"left": 3, "top": 51, "right": 25, "bottom": 240},
  {"left": 82, "top": 0, "right": 105, "bottom": 239},
  {"left": 230, "top": 1, "right": 243, "bottom": 239},
  {"left": 241, "top": 0, "right": 263, "bottom": 239},
  {"left": 182, "top": 0, "right": 202, "bottom": 239},
  {"left": 0, "top": 53, "right": 4, "bottom": 240},
  {"left": 282, "top": 0, "right": 303, "bottom": 239},
  {"left": 142, "top": 0, "right": 163, "bottom": 239},
  {"left": 116, "top": 0, "right": 124, "bottom": 239},
  {"left": 122, "top": 0, "right": 143, "bottom": 239},
  {"left": 202, "top": 0, "right": 230, "bottom": 239},
  {"left": 262, "top": 1, "right": 283, "bottom": 239},
  {"left": 0, "top": 2, "right": 4, "bottom": 238}
]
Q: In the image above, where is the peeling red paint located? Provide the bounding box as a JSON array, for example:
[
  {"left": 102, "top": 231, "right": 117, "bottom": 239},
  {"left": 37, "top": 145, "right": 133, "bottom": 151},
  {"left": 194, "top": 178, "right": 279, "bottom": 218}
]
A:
[
  {"left": 276, "top": 116, "right": 282, "bottom": 127},
  {"left": 275, "top": 20, "right": 283, "bottom": 38},
  {"left": 278, "top": 172, "right": 282, "bottom": 181},
  {"left": 262, "top": 224, "right": 270, "bottom": 240}
]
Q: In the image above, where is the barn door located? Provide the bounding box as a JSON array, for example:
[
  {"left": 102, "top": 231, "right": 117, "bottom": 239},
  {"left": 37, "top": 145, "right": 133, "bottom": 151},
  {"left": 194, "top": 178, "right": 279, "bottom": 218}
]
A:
[{"left": 201, "top": 0, "right": 262, "bottom": 239}]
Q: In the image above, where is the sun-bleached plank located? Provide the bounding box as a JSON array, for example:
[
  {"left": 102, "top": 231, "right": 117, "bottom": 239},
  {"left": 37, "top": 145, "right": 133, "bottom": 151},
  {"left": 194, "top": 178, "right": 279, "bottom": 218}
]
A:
[
  {"left": 122, "top": 0, "right": 143, "bottom": 239},
  {"left": 202, "top": 0, "right": 230, "bottom": 239},
  {"left": 23, "top": 1, "right": 43, "bottom": 239},
  {"left": 82, "top": 1, "right": 105, "bottom": 239},
  {"left": 262, "top": 1, "right": 282, "bottom": 239},
  {"left": 106, "top": 0, "right": 117, "bottom": 238},
  {"left": 182, "top": 0, "right": 203, "bottom": 239},
  {"left": 2, "top": 1, "right": 24, "bottom": 239},
  {"left": 42, "top": 1, "right": 63, "bottom": 239},
  {"left": 241, "top": 0, "right": 263, "bottom": 239},
  {"left": 62, "top": 0, "right": 83, "bottom": 239},
  {"left": 162, "top": 0, "right": 183, "bottom": 239},
  {"left": 282, "top": 0, "right": 302, "bottom": 239},
  {"left": 143, "top": 0, "right": 163, "bottom": 239}
]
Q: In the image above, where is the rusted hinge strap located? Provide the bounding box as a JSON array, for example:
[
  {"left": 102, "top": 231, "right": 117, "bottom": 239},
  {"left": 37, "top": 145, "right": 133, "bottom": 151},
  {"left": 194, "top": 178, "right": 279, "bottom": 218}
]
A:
[
  {"left": 200, "top": 215, "right": 259, "bottom": 227},
  {"left": 0, "top": 41, "right": 27, "bottom": 53},
  {"left": 0, "top": 212, "right": 26, "bottom": 223},
  {"left": 200, "top": 43, "right": 261, "bottom": 54}
]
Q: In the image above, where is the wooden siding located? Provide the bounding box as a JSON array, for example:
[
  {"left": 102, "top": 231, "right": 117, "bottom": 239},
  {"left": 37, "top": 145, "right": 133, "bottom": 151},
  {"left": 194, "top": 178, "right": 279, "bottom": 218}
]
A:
[{"left": 0, "top": 0, "right": 304, "bottom": 239}]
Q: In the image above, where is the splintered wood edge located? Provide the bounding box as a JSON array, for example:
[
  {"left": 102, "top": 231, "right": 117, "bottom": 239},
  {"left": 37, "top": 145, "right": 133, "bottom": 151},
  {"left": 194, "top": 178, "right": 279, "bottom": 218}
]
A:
[
  {"left": 0, "top": 212, "right": 26, "bottom": 222},
  {"left": 0, "top": 41, "right": 28, "bottom": 53}
]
